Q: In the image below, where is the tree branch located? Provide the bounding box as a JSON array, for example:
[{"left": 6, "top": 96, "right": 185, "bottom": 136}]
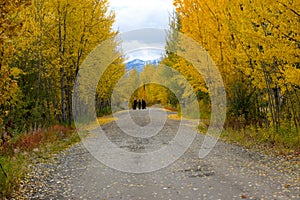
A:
[{"left": 277, "top": 1, "right": 300, "bottom": 17}]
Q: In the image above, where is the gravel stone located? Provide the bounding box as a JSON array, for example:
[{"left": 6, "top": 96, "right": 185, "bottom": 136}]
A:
[{"left": 11, "top": 109, "right": 300, "bottom": 199}]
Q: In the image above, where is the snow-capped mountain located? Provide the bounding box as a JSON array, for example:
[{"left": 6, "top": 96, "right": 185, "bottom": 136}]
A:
[{"left": 126, "top": 58, "right": 162, "bottom": 73}]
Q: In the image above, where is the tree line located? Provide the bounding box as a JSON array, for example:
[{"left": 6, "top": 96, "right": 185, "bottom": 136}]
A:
[
  {"left": 162, "top": 0, "right": 299, "bottom": 135},
  {"left": 0, "top": 0, "right": 124, "bottom": 139},
  {"left": 1, "top": 0, "right": 299, "bottom": 142}
]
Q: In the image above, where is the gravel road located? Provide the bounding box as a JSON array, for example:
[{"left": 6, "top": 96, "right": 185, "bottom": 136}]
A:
[{"left": 14, "top": 108, "right": 299, "bottom": 199}]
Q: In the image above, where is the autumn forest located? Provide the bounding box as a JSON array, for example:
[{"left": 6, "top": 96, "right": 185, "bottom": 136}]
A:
[{"left": 0, "top": 0, "right": 299, "bottom": 196}]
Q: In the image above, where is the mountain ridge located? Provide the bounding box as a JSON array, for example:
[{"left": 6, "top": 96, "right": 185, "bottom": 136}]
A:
[{"left": 125, "top": 58, "right": 162, "bottom": 73}]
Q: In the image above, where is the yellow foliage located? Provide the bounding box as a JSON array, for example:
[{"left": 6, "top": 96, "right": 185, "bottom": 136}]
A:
[{"left": 172, "top": 0, "right": 300, "bottom": 129}]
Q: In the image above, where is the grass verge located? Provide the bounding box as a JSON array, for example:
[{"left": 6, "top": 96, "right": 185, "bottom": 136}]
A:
[
  {"left": 220, "top": 127, "right": 300, "bottom": 156},
  {"left": 0, "top": 125, "right": 79, "bottom": 198},
  {"left": 0, "top": 116, "right": 115, "bottom": 198},
  {"left": 169, "top": 109, "right": 299, "bottom": 157}
]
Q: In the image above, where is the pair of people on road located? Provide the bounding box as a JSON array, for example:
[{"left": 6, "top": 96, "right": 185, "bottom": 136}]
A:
[{"left": 132, "top": 98, "right": 146, "bottom": 110}]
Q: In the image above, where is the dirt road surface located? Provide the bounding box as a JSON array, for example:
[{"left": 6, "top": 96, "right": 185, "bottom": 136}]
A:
[{"left": 15, "top": 108, "right": 299, "bottom": 199}]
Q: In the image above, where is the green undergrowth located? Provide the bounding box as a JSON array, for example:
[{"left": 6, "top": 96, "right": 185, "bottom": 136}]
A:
[{"left": 0, "top": 125, "right": 82, "bottom": 198}]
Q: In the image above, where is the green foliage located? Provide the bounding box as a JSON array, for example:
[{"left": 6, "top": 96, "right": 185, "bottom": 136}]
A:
[{"left": 0, "top": 154, "right": 27, "bottom": 198}]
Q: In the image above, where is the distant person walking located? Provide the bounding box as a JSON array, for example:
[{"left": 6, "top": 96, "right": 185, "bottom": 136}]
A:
[
  {"left": 142, "top": 99, "right": 146, "bottom": 109},
  {"left": 132, "top": 98, "right": 137, "bottom": 110},
  {"left": 138, "top": 99, "right": 142, "bottom": 110}
]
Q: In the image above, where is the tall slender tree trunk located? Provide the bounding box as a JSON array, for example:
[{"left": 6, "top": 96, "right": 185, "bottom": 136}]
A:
[
  {"left": 261, "top": 62, "right": 277, "bottom": 134},
  {"left": 58, "top": 2, "right": 67, "bottom": 123},
  {"left": 60, "top": 67, "right": 66, "bottom": 123}
]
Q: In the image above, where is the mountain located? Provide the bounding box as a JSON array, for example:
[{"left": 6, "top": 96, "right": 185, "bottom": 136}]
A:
[{"left": 125, "top": 58, "right": 162, "bottom": 73}]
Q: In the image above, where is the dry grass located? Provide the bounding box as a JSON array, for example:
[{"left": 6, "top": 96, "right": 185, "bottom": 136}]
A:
[
  {"left": 220, "top": 127, "right": 300, "bottom": 156},
  {"left": 98, "top": 116, "right": 116, "bottom": 125},
  {"left": 168, "top": 114, "right": 181, "bottom": 120},
  {"left": 0, "top": 114, "right": 117, "bottom": 197}
]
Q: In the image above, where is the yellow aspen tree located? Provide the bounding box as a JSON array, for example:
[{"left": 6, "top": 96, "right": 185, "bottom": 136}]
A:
[{"left": 0, "top": 0, "right": 30, "bottom": 125}]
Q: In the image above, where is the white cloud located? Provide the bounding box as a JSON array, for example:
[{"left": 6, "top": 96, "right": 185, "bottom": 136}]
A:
[
  {"left": 126, "top": 49, "right": 164, "bottom": 61},
  {"left": 109, "top": 0, "right": 173, "bottom": 60},
  {"left": 122, "top": 40, "right": 164, "bottom": 51},
  {"left": 109, "top": 0, "right": 174, "bottom": 32},
  {"left": 121, "top": 40, "right": 165, "bottom": 61}
]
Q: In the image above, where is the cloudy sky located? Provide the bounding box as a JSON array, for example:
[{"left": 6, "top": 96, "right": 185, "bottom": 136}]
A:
[
  {"left": 109, "top": 0, "right": 174, "bottom": 61},
  {"left": 109, "top": 0, "right": 174, "bottom": 32}
]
